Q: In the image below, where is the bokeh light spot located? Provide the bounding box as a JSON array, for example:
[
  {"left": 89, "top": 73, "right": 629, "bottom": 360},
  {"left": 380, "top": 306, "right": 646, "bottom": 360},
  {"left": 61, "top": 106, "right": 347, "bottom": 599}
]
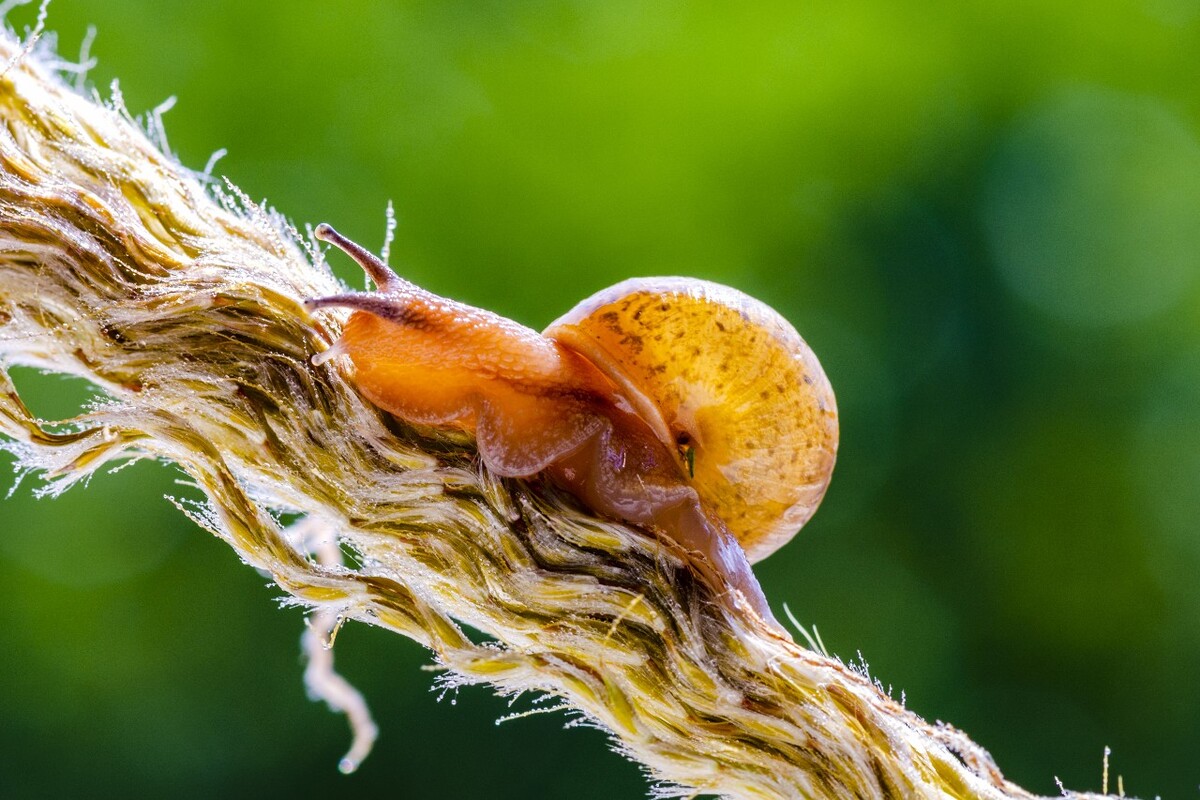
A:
[{"left": 983, "top": 86, "right": 1200, "bottom": 328}]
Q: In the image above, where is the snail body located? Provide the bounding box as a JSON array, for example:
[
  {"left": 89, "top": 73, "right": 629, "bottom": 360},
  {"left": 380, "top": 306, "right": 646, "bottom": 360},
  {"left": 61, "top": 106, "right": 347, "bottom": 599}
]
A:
[{"left": 306, "top": 224, "right": 837, "bottom": 625}]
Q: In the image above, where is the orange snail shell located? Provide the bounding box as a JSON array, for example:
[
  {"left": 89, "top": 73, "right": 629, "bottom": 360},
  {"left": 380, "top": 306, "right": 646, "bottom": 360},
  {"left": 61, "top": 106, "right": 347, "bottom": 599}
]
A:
[{"left": 545, "top": 277, "right": 839, "bottom": 563}]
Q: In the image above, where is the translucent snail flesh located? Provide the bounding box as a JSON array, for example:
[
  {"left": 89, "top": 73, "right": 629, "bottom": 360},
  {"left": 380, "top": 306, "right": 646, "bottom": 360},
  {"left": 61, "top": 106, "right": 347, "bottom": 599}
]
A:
[{"left": 305, "top": 224, "right": 838, "bottom": 625}]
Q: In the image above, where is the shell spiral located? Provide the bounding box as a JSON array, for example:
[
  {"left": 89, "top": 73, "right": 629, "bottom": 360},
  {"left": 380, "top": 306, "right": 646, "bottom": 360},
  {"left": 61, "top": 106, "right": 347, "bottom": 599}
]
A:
[{"left": 545, "top": 277, "right": 839, "bottom": 563}]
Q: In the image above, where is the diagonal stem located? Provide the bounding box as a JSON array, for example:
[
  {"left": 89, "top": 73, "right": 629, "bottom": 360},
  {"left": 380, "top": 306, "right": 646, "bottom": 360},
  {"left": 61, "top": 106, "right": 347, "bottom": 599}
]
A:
[{"left": 0, "top": 26, "right": 1116, "bottom": 800}]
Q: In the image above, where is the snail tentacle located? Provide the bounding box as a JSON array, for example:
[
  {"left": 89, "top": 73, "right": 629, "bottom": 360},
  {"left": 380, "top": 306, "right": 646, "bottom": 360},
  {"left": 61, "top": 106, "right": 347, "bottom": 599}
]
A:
[
  {"left": 304, "top": 293, "right": 430, "bottom": 329},
  {"left": 315, "top": 222, "right": 407, "bottom": 291}
]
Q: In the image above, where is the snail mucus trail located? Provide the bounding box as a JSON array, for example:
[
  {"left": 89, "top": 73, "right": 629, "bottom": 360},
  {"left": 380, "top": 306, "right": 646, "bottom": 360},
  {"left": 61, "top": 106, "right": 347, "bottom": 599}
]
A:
[{"left": 305, "top": 223, "right": 839, "bottom": 628}]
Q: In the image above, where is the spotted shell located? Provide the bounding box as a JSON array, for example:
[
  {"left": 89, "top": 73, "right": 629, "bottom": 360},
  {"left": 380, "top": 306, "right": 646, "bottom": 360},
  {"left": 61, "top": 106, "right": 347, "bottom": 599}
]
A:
[{"left": 545, "top": 277, "right": 838, "bottom": 563}]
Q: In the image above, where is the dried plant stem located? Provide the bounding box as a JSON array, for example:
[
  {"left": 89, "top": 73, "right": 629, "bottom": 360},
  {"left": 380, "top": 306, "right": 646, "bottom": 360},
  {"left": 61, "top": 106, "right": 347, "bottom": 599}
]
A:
[{"left": 0, "top": 28, "right": 1114, "bottom": 800}]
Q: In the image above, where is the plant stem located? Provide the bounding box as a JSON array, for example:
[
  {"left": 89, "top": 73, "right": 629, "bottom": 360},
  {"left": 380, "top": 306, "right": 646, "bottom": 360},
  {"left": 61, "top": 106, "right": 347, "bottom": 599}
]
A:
[{"left": 0, "top": 28, "right": 1114, "bottom": 800}]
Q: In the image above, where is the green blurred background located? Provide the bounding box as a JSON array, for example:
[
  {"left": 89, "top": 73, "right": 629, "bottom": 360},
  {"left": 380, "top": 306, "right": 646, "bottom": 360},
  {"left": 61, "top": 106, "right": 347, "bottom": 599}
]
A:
[{"left": 2, "top": 1, "right": 1198, "bottom": 797}]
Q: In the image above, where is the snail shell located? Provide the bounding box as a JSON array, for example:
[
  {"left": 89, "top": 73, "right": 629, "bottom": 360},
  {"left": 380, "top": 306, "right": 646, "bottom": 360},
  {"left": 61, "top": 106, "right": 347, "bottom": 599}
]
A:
[{"left": 546, "top": 277, "right": 838, "bottom": 563}]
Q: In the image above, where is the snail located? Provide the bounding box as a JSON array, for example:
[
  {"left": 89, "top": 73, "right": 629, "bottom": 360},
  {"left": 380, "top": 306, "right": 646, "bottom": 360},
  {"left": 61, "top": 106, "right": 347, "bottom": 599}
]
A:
[{"left": 305, "top": 224, "right": 838, "bottom": 626}]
